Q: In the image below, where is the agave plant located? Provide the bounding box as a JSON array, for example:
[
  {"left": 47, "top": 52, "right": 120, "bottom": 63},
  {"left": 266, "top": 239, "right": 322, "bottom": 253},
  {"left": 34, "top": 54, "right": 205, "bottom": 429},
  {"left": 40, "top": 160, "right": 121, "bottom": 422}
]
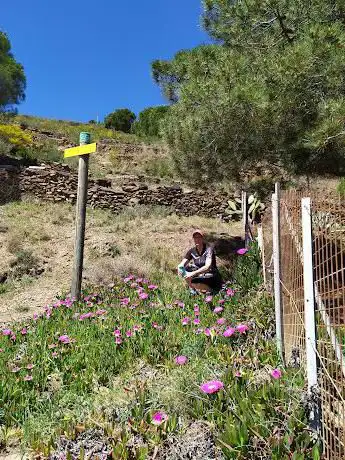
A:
[
  {"left": 247, "top": 194, "right": 266, "bottom": 223},
  {"left": 226, "top": 197, "right": 243, "bottom": 220},
  {"left": 226, "top": 193, "right": 266, "bottom": 223}
]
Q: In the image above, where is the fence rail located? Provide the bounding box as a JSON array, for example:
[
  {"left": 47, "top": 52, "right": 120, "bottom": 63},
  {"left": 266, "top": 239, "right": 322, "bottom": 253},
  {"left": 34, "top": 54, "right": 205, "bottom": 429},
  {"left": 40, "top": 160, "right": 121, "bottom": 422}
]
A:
[{"left": 260, "top": 187, "right": 345, "bottom": 460}]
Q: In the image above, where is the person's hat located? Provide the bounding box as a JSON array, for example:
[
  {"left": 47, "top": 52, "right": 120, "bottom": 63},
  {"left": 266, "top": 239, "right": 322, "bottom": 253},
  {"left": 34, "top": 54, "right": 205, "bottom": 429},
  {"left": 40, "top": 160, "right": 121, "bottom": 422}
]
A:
[{"left": 192, "top": 229, "right": 204, "bottom": 237}]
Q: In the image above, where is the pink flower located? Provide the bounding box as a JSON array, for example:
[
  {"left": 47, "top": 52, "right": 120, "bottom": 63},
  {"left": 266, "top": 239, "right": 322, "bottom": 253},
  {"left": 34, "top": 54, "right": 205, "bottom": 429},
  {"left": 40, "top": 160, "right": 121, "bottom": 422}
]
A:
[
  {"left": 24, "top": 375, "right": 33, "bottom": 381},
  {"left": 10, "top": 334, "right": 16, "bottom": 341},
  {"left": 236, "top": 324, "right": 249, "bottom": 334},
  {"left": 58, "top": 335, "right": 71, "bottom": 344},
  {"left": 120, "top": 297, "right": 130, "bottom": 305},
  {"left": 130, "top": 282, "right": 138, "bottom": 288},
  {"left": 133, "top": 324, "right": 141, "bottom": 332},
  {"left": 26, "top": 364, "right": 34, "bottom": 370},
  {"left": 126, "top": 330, "right": 132, "bottom": 337},
  {"left": 200, "top": 380, "right": 224, "bottom": 394},
  {"left": 115, "top": 337, "right": 122, "bottom": 345},
  {"left": 213, "top": 306, "right": 223, "bottom": 314},
  {"left": 21, "top": 328, "right": 28, "bottom": 335},
  {"left": 151, "top": 411, "right": 168, "bottom": 425},
  {"left": 237, "top": 248, "right": 248, "bottom": 255},
  {"left": 194, "top": 305, "right": 200, "bottom": 315},
  {"left": 96, "top": 309, "right": 107, "bottom": 316},
  {"left": 0, "top": 348, "right": 3, "bottom": 353},
  {"left": 193, "top": 318, "right": 201, "bottom": 325},
  {"left": 2, "top": 329, "right": 12, "bottom": 336},
  {"left": 271, "top": 369, "right": 282, "bottom": 379},
  {"left": 148, "top": 284, "right": 158, "bottom": 290},
  {"left": 182, "top": 317, "right": 190, "bottom": 326},
  {"left": 194, "top": 328, "right": 204, "bottom": 334},
  {"left": 79, "top": 312, "right": 94, "bottom": 320},
  {"left": 223, "top": 327, "right": 235, "bottom": 337},
  {"left": 226, "top": 288, "right": 235, "bottom": 297},
  {"left": 136, "top": 277, "right": 143, "bottom": 283},
  {"left": 204, "top": 328, "right": 211, "bottom": 337},
  {"left": 124, "top": 275, "right": 134, "bottom": 283},
  {"left": 205, "top": 296, "right": 213, "bottom": 303},
  {"left": 218, "top": 299, "right": 225, "bottom": 305},
  {"left": 11, "top": 366, "right": 21, "bottom": 373},
  {"left": 52, "top": 351, "right": 58, "bottom": 358},
  {"left": 113, "top": 329, "right": 121, "bottom": 337},
  {"left": 175, "top": 355, "right": 188, "bottom": 365},
  {"left": 234, "top": 371, "right": 242, "bottom": 377},
  {"left": 139, "top": 292, "right": 149, "bottom": 300},
  {"left": 217, "top": 318, "right": 226, "bottom": 325},
  {"left": 175, "top": 301, "right": 185, "bottom": 308}
]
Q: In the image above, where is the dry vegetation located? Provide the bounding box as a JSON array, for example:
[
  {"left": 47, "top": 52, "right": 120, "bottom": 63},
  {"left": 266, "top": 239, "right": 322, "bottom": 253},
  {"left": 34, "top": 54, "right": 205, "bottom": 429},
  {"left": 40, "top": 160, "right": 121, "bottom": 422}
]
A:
[{"left": 0, "top": 200, "right": 241, "bottom": 324}]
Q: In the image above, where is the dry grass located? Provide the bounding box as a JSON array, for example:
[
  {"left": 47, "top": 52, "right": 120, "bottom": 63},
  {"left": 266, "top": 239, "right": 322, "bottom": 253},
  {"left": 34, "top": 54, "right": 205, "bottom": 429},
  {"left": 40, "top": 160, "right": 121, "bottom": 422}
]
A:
[{"left": 0, "top": 201, "right": 242, "bottom": 323}]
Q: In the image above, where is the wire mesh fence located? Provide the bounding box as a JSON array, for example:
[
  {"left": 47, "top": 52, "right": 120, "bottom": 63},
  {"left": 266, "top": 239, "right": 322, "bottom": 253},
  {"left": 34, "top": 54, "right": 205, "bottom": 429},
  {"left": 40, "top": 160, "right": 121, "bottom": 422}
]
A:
[
  {"left": 312, "top": 192, "right": 345, "bottom": 459},
  {"left": 261, "top": 188, "right": 345, "bottom": 459}
]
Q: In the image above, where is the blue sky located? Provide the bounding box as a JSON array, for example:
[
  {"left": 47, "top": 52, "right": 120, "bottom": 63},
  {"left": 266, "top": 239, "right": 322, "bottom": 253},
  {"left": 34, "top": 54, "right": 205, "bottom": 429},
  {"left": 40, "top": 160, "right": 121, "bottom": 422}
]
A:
[{"left": 2, "top": 1, "right": 210, "bottom": 122}]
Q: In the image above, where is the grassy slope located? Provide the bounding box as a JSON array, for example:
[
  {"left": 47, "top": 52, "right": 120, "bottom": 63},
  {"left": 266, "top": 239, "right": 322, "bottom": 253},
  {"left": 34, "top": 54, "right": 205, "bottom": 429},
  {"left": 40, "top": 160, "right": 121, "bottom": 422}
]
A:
[
  {"left": 0, "top": 201, "right": 241, "bottom": 323},
  {"left": 0, "top": 243, "right": 320, "bottom": 459},
  {"left": 14, "top": 115, "right": 141, "bottom": 145},
  {"left": 10, "top": 115, "right": 175, "bottom": 182}
]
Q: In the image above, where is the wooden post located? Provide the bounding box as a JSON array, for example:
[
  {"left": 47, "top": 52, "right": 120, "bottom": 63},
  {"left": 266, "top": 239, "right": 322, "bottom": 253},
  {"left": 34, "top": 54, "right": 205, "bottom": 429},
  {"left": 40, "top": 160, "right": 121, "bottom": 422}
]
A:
[
  {"left": 71, "top": 132, "right": 90, "bottom": 300},
  {"left": 301, "top": 197, "right": 320, "bottom": 432},
  {"left": 272, "top": 183, "right": 284, "bottom": 361}
]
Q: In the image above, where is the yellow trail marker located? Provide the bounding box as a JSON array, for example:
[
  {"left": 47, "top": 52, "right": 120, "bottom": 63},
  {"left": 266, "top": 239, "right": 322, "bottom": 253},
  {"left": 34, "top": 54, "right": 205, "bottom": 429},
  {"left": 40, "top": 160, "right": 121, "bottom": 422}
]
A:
[{"left": 64, "top": 142, "right": 97, "bottom": 158}]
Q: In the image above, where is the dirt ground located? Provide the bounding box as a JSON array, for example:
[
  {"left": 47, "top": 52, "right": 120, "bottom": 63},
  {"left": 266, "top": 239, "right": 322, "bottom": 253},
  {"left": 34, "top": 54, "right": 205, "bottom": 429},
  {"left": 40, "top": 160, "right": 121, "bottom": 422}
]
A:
[{"left": 0, "top": 199, "right": 242, "bottom": 325}]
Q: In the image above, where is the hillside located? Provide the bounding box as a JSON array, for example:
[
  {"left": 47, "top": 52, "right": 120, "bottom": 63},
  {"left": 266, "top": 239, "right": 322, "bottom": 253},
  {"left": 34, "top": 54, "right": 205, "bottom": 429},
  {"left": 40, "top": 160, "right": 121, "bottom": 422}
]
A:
[
  {"left": 1, "top": 116, "right": 343, "bottom": 198},
  {"left": 6, "top": 115, "right": 175, "bottom": 185}
]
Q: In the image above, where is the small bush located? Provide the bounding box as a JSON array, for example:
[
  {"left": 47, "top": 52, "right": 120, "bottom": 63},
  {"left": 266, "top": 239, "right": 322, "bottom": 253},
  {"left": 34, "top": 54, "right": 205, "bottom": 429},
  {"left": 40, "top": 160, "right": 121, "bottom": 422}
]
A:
[
  {"left": 9, "top": 249, "right": 40, "bottom": 280},
  {"left": 21, "top": 140, "right": 62, "bottom": 164},
  {"left": 144, "top": 157, "right": 175, "bottom": 179},
  {"left": 233, "top": 243, "right": 262, "bottom": 292},
  {"left": 0, "top": 124, "right": 32, "bottom": 148},
  {"left": 104, "top": 109, "right": 136, "bottom": 133},
  {"left": 0, "top": 137, "right": 12, "bottom": 155},
  {"left": 337, "top": 177, "right": 345, "bottom": 196}
]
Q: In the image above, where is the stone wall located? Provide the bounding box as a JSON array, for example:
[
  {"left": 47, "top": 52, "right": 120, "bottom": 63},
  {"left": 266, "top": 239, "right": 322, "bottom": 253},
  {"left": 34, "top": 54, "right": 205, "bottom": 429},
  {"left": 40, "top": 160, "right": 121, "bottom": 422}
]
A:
[{"left": 0, "top": 163, "right": 232, "bottom": 219}]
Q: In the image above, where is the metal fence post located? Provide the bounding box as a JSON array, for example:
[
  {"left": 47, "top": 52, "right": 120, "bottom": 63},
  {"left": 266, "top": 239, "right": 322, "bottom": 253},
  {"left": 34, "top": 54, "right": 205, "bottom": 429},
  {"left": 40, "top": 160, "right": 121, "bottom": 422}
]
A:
[
  {"left": 242, "top": 190, "right": 248, "bottom": 246},
  {"left": 257, "top": 224, "right": 267, "bottom": 289},
  {"left": 272, "top": 183, "right": 284, "bottom": 361},
  {"left": 301, "top": 197, "right": 320, "bottom": 432}
]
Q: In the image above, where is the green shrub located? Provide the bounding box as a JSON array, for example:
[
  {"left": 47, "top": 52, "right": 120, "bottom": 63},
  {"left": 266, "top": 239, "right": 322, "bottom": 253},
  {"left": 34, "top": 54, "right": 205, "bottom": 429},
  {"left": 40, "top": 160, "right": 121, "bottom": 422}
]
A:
[
  {"left": 233, "top": 243, "right": 262, "bottom": 292},
  {"left": 104, "top": 109, "right": 136, "bottom": 133},
  {"left": 20, "top": 140, "right": 62, "bottom": 164},
  {"left": 337, "top": 177, "right": 345, "bottom": 196},
  {"left": 132, "top": 106, "right": 169, "bottom": 138},
  {"left": 0, "top": 124, "right": 32, "bottom": 148},
  {"left": 144, "top": 157, "right": 175, "bottom": 179}
]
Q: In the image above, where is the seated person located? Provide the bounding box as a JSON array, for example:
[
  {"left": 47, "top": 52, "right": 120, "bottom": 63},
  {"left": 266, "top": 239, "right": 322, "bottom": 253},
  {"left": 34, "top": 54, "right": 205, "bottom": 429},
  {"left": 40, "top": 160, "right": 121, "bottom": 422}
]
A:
[{"left": 177, "top": 229, "right": 222, "bottom": 294}]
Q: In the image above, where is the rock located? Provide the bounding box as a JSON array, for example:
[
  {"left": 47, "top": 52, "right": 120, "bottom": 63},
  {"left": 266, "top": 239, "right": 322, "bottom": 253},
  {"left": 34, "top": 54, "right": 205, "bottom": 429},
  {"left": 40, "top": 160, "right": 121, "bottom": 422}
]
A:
[{"left": 1, "top": 162, "right": 233, "bottom": 219}]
